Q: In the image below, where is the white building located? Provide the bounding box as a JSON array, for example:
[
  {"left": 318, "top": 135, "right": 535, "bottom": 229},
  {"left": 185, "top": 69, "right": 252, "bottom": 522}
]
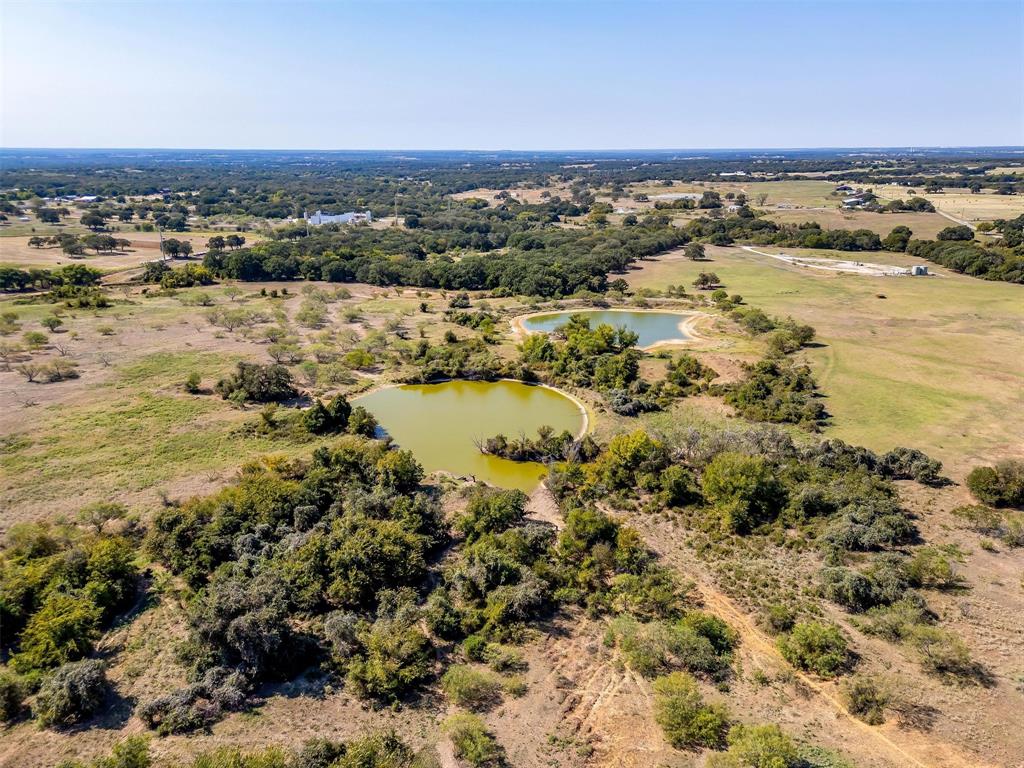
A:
[{"left": 304, "top": 209, "right": 372, "bottom": 226}]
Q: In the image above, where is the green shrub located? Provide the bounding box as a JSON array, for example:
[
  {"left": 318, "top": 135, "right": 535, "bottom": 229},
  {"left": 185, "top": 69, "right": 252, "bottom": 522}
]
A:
[
  {"left": 842, "top": 675, "right": 889, "bottom": 724},
  {"left": 441, "top": 665, "right": 503, "bottom": 711},
  {"left": 11, "top": 592, "right": 101, "bottom": 673},
  {"left": 777, "top": 621, "right": 849, "bottom": 678},
  {"left": 701, "top": 452, "right": 785, "bottom": 533},
  {"left": 0, "top": 667, "right": 26, "bottom": 721},
  {"left": 215, "top": 361, "right": 296, "bottom": 403},
  {"left": 334, "top": 732, "right": 414, "bottom": 768},
  {"left": 56, "top": 736, "right": 152, "bottom": 768},
  {"left": 443, "top": 713, "right": 505, "bottom": 767},
  {"left": 909, "top": 626, "right": 984, "bottom": 682},
  {"left": 706, "top": 724, "right": 800, "bottom": 768},
  {"left": 346, "top": 620, "right": 433, "bottom": 703},
  {"left": 454, "top": 488, "right": 528, "bottom": 543},
  {"left": 966, "top": 460, "right": 1024, "bottom": 508},
  {"left": 35, "top": 659, "right": 109, "bottom": 727},
  {"left": 652, "top": 671, "right": 729, "bottom": 749}
]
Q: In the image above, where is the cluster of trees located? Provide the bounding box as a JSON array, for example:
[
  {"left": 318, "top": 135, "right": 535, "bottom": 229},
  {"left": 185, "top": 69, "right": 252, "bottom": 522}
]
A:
[
  {"left": 199, "top": 216, "right": 686, "bottom": 297},
  {"left": 133, "top": 433, "right": 700, "bottom": 731},
  {"left": 906, "top": 239, "right": 1023, "bottom": 283},
  {"left": 0, "top": 507, "right": 140, "bottom": 725},
  {"left": 478, "top": 425, "right": 600, "bottom": 463},
  {"left": 141, "top": 261, "right": 215, "bottom": 289},
  {"left": 0, "top": 264, "right": 102, "bottom": 292}
]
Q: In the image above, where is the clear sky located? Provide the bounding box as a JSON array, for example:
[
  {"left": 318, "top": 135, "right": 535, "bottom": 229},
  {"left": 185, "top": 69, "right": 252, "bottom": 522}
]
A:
[{"left": 1, "top": 0, "right": 1021, "bottom": 150}]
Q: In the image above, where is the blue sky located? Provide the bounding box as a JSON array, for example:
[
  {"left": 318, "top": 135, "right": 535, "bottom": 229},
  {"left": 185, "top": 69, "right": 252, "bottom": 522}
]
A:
[{"left": 1, "top": 0, "right": 1021, "bottom": 149}]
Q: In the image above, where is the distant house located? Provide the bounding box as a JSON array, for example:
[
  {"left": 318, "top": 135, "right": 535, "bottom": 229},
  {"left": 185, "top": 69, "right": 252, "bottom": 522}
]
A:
[
  {"left": 911, "top": 265, "right": 929, "bottom": 276},
  {"left": 304, "top": 209, "right": 373, "bottom": 226},
  {"left": 842, "top": 196, "right": 865, "bottom": 208},
  {"left": 835, "top": 184, "right": 854, "bottom": 193}
]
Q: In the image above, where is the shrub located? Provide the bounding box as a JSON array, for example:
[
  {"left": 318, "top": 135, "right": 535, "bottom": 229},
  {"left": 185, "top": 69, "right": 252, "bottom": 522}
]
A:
[
  {"left": 346, "top": 620, "right": 433, "bottom": 703},
  {"left": 454, "top": 488, "right": 528, "bottom": 543},
  {"left": 347, "top": 405, "right": 379, "bottom": 437},
  {"left": 184, "top": 371, "right": 202, "bottom": 393},
  {"left": 878, "top": 447, "right": 942, "bottom": 485},
  {"left": 706, "top": 724, "right": 800, "bottom": 768},
  {"left": 652, "top": 671, "right": 729, "bottom": 749},
  {"left": 440, "top": 665, "right": 503, "bottom": 711},
  {"left": 215, "top": 361, "right": 296, "bottom": 403},
  {"left": 11, "top": 592, "right": 101, "bottom": 673},
  {"left": 778, "top": 621, "right": 849, "bottom": 678},
  {"left": 965, "top": 460, "right": 1024, "bottom": 508},
  {"left": 56, "top": 736, "right": 152, "bottom": 768},
  {"left": 35, "top": 659, "right": 109, "bottom": 727},
  {"left": 0, "top": 667, "right": 26, "bottom": 721},
  {"left": 443, "top": 713, "right": 505, "bottom": 767},
  {"left": 842, "top": 675, "right": 889, "bottom": 724},
  {"left": 701, "top": 452, "right": 785, "bottom": 532},
  {"left": 334, "top": 732, "right": 414, "bottom": 768},
  {"left": 909, "top": 626, "right": 982, "bottom": 682}
]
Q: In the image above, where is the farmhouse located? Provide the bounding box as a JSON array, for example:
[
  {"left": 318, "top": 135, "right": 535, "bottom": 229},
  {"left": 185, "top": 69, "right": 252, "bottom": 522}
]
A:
[{"left": 304, "top": 209, "right": 373, "bottom": 226}]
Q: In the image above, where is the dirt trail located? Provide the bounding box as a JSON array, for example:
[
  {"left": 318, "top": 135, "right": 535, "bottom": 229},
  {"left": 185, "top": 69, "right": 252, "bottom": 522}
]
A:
[
  {"left": 526, "top": 483, "right": 563, "bottom": 529},
  {"left": 692, "top": 577, "right": 994, "bottom": 768}
]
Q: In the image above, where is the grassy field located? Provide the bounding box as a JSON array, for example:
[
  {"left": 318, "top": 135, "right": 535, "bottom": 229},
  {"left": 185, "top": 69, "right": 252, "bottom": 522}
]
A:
[
  {"left": 627, "top": 245, "right": 1024, "bottom": 476},
  {"left": 870, "top": 184, "right": 1024, "bottom": 223},
  {"left": 0, "top": 231, "right": 265, "bottom": 272},
  {"left": 765, "top": 208, "right": 950, "bottom": 239}
]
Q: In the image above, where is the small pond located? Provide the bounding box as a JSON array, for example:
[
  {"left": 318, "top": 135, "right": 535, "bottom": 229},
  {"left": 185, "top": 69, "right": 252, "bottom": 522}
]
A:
[
  {"left": 520, "top": 309, "right": 694, "bottom": 348},
  {"left": 355, "top": 380, "right": 585, "bottom": 491}
]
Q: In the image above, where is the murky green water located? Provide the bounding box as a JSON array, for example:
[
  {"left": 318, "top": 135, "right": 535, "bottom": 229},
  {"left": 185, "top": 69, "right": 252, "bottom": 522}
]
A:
[
  {"left": 355, "top": 380, "right": 585, "bottom": 491},
  {"left": 521, "top": 310, "right": 692, "bottom": 348}
]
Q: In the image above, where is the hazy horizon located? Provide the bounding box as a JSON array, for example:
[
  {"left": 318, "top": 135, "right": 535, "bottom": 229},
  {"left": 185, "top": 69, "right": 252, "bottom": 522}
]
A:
[{"left": 2, "top": 0, "right": 1021, "bottom": 150}]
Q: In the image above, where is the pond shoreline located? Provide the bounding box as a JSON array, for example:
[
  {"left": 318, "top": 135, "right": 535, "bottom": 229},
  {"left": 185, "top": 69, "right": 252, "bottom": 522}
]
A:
[
  {"left": 509, "top": 306, "right": 708, "bottom": 351},
  {"left": 350, "top": 377, "right": 591, "bottom": 438}
]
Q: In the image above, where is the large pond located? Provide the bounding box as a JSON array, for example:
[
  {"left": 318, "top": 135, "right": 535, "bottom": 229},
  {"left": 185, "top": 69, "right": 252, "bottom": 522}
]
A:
[
  {"left": 355, "top": 380, "right": 586, "bottom": 491},
  {"left": 520, "top": 309, "right": 694, "bottom": 348}
]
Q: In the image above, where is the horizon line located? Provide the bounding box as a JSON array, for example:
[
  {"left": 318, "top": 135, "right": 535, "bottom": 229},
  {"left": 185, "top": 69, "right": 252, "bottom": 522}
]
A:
[{"left": 2, "top": 145, "right": 1023, "bottom": 154}]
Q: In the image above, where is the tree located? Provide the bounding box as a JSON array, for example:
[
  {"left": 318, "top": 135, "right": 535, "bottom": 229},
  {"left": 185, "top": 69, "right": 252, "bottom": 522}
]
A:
[
  {"left": 225, "top": 234, "right": 245, "bottom": 249},
  {"left": 207, "top": 235, "right": 226, "bottom": 251},
  {"left": 41, "top": 316, "right": 63, "bottom": 332},
  {"left": 684, "top": 242, "right": 706, "bottom": 261},
  {"left": 777, "top": 621, "right": 849, "bottom": 678},
  {"left": 34, "top": 660, "right": 109, "bottom": 727},
  {"left": 692, "top": 272, "right": 720, "bottom": 289},
  {"left": 882, "top": 225, "right": 913, "bottom": 252},
  {"left": 936, "top": 225, "right": 974, "bottom": 241},
  {"left": 966, "top": 460, "right": 1024, "bottom": 508},
  {"left": 707, "top": 724, "right": 799, "bottom": 768},
  {"left": 653, "top": 672, "right": 729, "bottom": 749},
  {"left": 701, "top": 452, "right": 785, "bottom": 532},
  {"left": 37, "top": 208, "right": 61, "bottom": 224},
  {"left": 11, "top": 592, "right": 101, "bottom": 672},
  {"left": 80, "top": 212, "right": 106, "bottom": 230}
]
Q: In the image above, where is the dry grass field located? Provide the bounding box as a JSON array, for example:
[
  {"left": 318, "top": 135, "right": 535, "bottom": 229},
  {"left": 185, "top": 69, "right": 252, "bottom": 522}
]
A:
[
  {"left": 765, "top": 208, "right": 951, "bottom": 239},
  {"left": 0, "top": 231, "right": 253, "bottom": 272},
  {"left": 870, "top": 184, "right": 1024, "bottom": 223}
]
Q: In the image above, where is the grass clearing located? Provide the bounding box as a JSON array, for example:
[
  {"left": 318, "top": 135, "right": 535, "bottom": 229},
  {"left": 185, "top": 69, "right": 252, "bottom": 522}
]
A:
[{"left": 627, "top": 245, "right": 1024, "bottom": 475}]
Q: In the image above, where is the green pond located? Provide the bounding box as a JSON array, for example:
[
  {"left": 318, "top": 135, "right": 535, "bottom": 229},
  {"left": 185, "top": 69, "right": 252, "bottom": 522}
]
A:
[
  {"left": 355, "top": 380, "right": 585, "bottom": 491},
  {"left": 521, "top": 309, "right": 693, "bottom": 348}
]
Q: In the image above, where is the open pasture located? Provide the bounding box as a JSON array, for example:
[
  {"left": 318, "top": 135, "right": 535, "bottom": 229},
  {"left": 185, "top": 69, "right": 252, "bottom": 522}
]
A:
[
  {"left": 627, "top": 244, "right": 1024, "bottom": 475},
  {"left": 765, "top": 207, "right": 950, "bottom": 239},
  {"left": 871, "top": 184, "right": 1024, "bottom": 223}
]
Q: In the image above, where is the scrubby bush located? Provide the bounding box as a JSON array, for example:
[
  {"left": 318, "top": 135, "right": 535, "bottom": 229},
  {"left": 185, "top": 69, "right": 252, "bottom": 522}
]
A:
[
  {"left": 652, "top": 671, "right": 729, "bottom": 749},
  {"left": 0, "top": 667, "right": 26, "bottom": 721},
  {"left": 443, "top": 713, "right": 505, "bottom": 767},
  {"left": 778, "top": 621, "right": 849, "bottom": 678},
  {"left": 56, "top": 736, "right": 152, "bottom": 768},
  {"left": 966, "top": 460, "right": 1024, "bottom": 508},
  {"left": 842, "top": 675, "right": 889, "bottom": 724},
  {"left": 441, "top": 665, "right": 503, "bottom": 711},
  {"left": 215, "top": 361, "right": 296, "bottom": 403},
  {"left": 454, "top": 488, "right": 528, "bottom": 543},
  {"left": 346, "top": 619, "right": 433, "bottom": 703},
  {"left": 909, "top": 626, "right": 984, "bottom": 683},
  {"left": 701, "top": 452, "right": 785, "bottom": 532},
  {"left": 35, "top": 659, "right": 109, "bottom": 727},
  {"left": 706, "top": 724, "right": 799, "bottom": 768},
  {"left": 878, "top": 447, "right": 943, "bottom": 485}
]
